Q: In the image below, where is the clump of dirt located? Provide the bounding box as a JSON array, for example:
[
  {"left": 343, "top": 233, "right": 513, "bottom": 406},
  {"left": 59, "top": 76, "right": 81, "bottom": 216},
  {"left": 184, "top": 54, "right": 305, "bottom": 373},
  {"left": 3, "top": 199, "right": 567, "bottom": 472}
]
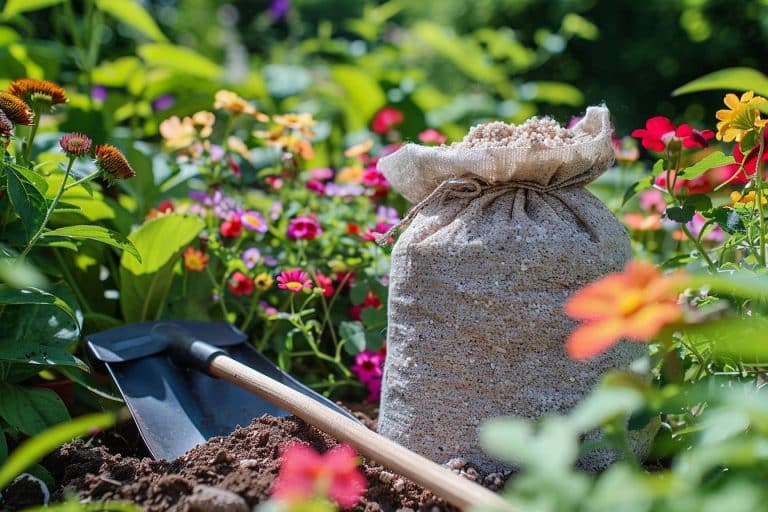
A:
[{"left": 2, "top": 410, "right": 510, "bottom": 512}]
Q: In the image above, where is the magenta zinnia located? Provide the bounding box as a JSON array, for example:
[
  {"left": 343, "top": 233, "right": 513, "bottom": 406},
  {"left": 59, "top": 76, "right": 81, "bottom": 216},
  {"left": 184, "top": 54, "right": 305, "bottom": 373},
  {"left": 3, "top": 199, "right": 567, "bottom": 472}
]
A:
[
  {"left": 286, "top": 215, "right": 322, "bottom": 240},
  {"left": 277, "top": 269, "right": 313, "bottom": 293},
  {"left": 59, "top": 133, "right": 92, "bottom": 158},
  {"left": 95, "top": 144, "right": 136, "bottom": 181}
]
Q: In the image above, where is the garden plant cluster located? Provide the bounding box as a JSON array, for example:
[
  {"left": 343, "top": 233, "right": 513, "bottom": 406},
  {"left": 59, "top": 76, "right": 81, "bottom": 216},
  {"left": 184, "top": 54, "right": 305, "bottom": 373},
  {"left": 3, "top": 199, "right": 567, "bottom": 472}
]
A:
[{"left": 1, "top": 1, "right": 768, "bottom": 511}]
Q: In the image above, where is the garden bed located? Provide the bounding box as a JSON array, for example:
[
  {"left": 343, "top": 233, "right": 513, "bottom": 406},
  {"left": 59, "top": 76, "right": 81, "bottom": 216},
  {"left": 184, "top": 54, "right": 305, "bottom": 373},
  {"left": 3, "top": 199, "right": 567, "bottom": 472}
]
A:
[{"left": 2, "top": 407, "right": 509, "bottom": 512}]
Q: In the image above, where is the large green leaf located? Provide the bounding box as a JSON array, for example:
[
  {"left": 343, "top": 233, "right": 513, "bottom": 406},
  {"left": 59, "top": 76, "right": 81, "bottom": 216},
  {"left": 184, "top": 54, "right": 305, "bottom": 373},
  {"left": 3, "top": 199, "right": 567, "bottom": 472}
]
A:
[
  {"left": 0, "top": 412, "right": 114, "bottom": 490},
  {"left": 92, "top": 57, "right": 143, "bottom": 87},
  {"left": 5, "top": 164, "right": 47, "bottom": 241},
  {"left": 673, "top": 67, "right": 768, "bottom": 97},
  {"left": 679, "top": 151, "right": 735, "bottom": 180},
  {"left": 1, "top": 0, "right": 64, "bottom": 19},
  {"left": 138, "top": 43, "right": 222, "bottom": 79},
  {"left": 520, "top": 81, "right": 584, "bottom": 106},
  {"left": 0, "top": 383, "right": 69, "bottom": 437},
  {"left": 330, "top": 65, "right": 386, "bottom": 129},
  {"left": 0, "top": 285, "right": 76, "bottom": 324},
  {"left": 119, "top": 214, "right": 204, "bottom": 322},
  {"left": 43, "top": 225, "right": 140, "bottom": 262},
  {"left": 95, "top": 0, "right": 167, "bottom": 42}
]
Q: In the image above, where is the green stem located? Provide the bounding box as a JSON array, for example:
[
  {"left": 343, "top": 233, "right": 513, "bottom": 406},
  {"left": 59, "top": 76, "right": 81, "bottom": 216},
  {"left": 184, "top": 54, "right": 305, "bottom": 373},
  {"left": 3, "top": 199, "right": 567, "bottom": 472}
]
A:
[
  {"left": 20, "top": 157, "right": 76, "bottom": 259},
  {"left": 53, "top": 248, "right": 92, "bottom": 313},
  {"left": 681, "top": 224, "right": 717, "bottom": 272},
  {"left": 22, "top": 107, "right": 43, "bottom": 164},
  {"left": 754, "top": 129, "right": 766, "bottom": 267},
  {"left": 64, "top": 169, "right": 101, "bottom": 190}
]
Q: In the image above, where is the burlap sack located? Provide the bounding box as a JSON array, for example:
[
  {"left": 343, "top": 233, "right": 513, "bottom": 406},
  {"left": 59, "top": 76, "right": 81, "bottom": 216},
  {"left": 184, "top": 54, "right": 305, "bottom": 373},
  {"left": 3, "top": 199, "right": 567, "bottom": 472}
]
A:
[{"left": 376, "top": 106, "right": 654, "bottom": 471}]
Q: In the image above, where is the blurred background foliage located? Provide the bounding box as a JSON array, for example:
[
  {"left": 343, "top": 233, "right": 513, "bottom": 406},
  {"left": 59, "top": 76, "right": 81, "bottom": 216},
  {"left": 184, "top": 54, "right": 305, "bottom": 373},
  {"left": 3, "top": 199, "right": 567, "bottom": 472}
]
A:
[{"left": 2, "top": 0, "right": 767, "bottom": 148}]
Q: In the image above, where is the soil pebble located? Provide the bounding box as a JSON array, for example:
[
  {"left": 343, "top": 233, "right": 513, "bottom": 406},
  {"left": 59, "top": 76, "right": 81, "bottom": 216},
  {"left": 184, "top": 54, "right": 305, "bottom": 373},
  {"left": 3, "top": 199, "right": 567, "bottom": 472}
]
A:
[{"left": 3, "top": 409, "right": 509, "bottom": 511}]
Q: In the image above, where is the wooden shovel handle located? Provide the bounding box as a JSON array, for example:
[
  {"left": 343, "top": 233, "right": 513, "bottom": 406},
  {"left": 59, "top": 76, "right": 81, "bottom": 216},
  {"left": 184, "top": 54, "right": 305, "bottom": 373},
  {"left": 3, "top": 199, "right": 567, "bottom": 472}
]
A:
[{"left": 209, "top": 355, "right": 514, "bottom": 511}]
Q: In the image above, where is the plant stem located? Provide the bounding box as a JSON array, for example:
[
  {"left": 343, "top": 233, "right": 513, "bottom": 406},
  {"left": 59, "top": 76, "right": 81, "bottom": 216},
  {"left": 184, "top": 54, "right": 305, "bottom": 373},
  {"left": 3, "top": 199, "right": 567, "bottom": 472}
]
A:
[
  {"left": 21, "top": 107, "right": 43, "bottom": 164},
  {"left": 64, "top": 169, "right": 101, "bottom": 190},
  {"left": 754, "top": 128, "right": 766, "bottom": 267},
  {"left": 53, "top": 247, "right": 92, "bottom": 314},
  {"left": 20, "top": 157, "right": 76, "bottom": 259}
]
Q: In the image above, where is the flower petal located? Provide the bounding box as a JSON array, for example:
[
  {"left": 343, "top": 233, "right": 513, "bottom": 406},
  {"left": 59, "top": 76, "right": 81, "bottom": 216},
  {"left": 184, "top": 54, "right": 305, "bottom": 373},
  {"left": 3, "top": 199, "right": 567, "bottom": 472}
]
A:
[{"left": 566, "top": 319, "right": 626, "bottom": 360}]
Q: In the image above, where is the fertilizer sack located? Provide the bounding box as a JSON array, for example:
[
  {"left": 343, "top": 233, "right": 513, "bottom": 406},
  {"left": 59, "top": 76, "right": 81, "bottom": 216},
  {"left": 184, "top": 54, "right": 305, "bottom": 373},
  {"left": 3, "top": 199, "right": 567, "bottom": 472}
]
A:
[{"left": 376, "top": 106, "right": 653, "bottom": 471}]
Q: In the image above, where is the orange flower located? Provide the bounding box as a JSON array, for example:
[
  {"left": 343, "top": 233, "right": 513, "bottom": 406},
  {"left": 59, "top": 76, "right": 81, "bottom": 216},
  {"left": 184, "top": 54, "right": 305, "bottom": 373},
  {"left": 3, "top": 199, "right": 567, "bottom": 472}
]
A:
[
  {"left": 8, "top": 78, "right": 67, "bottom": 107},
  {"left": 0, "top": 91, "right": 34, "bottom": 125},
  {"left": 564, "top": 260, "right": 686, "bottom": 360},
  {"left": 344, "top": 138, "right": 374, "bottom": 158},
  {"left": 623, "top": 213, "right": 662, "bottom": 231},
  {"left": 183, "top": 247, "right": 209, "bottom": 272},
  {"left": 95, "top": 144, "right": 135, "bottom": 182}
]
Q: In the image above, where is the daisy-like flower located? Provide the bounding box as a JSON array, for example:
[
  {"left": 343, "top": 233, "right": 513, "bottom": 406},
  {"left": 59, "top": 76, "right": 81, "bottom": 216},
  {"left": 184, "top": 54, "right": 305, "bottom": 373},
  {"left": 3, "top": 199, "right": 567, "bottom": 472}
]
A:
[
  {"left": 159, "top": 115, "right": 197, "bottom": 150},
  {"left": 241, "top": 210, "right": 268, "bottom": 233},
  {"left": 59, "top": 132, "right": 92, "bottom": 158},
  {"left": 214, "top": 90, "right": 269, "bottom": 121},
  {"left": 272, "top": 444, "right": 367, "bottom": 509},
  {"left": 95, "top": 144, "right": 135, "bottom": 182},
  {"left": 277, "top": 269, "right": 313, "bottom": 293},
  {"left": 241, "top": 247, "right": 261, "bottom": 269},
  {"left": 183, "top": 247, "right": 209, "bottom": 272},
  {"left": 0, "top": 91, "right": 34, "bottom": 125},
  {"left": 254, "top": 272, "right": 274, "bottom": 291},
  {"left": 564, "top": 260, "right": 687, "bottom": 360},
  {"left": 192, "top": 111, "right": 215, "bottom": 138},
  {"left": 0, "top": 109, "right": 12, "bottom": 138},
  {"left": 8, "top": 78, "right": 68, "bottom": 108},
  {"left": 716, "top": 91, "right": 768, "bottom": 142}
]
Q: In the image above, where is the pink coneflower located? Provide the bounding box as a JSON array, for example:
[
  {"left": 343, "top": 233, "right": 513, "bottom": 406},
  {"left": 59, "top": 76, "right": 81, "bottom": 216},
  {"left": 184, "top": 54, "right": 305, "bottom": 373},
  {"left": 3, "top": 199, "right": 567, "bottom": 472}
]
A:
[
  {"left": 59, "top": 132, "right": 92, "bottom": 158},
  {"left": 277, "top": 269, "right": 313, "bottom": 293},
  {"left": 286, "top": 216, "right": 322, "bottom": 240},
  {"left": 241, "top": 210, "right": 268, "bottom": 233}
]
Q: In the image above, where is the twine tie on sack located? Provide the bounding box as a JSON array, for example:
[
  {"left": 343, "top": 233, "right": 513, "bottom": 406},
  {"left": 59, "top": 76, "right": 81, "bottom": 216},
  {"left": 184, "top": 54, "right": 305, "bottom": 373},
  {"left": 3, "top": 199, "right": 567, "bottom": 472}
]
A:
[{"left": 376, "top": 174, "right": 562, "bottom": 246}]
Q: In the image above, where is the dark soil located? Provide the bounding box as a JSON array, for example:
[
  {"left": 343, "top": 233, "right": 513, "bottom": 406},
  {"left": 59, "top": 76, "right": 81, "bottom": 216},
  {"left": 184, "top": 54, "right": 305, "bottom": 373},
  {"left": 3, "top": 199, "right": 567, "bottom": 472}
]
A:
[{"left": 2, "top": 407, "right": 509, "bottom": 511}]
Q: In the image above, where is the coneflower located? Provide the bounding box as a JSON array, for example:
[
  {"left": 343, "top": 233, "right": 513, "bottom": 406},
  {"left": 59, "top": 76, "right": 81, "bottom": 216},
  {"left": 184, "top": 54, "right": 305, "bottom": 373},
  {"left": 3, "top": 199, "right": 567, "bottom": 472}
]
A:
[
  {"left": 95, "top": 144, "right": 135, "bottom": 182},
  {"left": 0, "top": 91, "right": 34, "bottom": 125},
  {"left": 8, "top": 78, "right": 68, "bottom": 108},
  {"left": 0, "top": 109, "right": 12, "bottom": 138},
  {"left": 59, "top": 132, "right": 92, "bottom": 158}
]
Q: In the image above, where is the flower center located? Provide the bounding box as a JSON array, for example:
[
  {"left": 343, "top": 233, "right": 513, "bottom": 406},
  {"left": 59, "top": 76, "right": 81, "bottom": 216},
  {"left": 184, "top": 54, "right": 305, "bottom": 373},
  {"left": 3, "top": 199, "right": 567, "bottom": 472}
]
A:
[
  {"left": 285, "top": 281, "right": 303, "bottom": 291},
  {"left": 619, "top": 291, "right": 644, "bottom": 316}
]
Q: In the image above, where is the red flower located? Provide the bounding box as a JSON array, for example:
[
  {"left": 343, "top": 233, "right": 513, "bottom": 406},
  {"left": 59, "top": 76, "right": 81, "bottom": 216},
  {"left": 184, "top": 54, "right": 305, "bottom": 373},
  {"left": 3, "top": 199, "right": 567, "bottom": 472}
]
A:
[
  {"left": 350, "top": 291, "right": 382, "bottom": 321},
  {"left": 157, "top": 199, "right": 174, "bottom": 213},
  {"left": 272, "top": 444, "right": 367, "bottom": 508},
  {"left": 371, "top": 107, "right": 404, "bottom": 134},
  {"left": 315, "top": 272, "right": 335, "bottom": 297},
  {"left": 220, "top": 212, "right": 243, "bottom": 238},
  {"left": 228, "top": 271, "right": 254, "bottom": 296},
  {"left": 631, "top": 116, "right": 714, "bottom": 152},
  {"left": 729, "top": 128, "right": 768, "bottom": 183},
  {"left": 346, "top": 223, "right": 361, "bottom": 235}
]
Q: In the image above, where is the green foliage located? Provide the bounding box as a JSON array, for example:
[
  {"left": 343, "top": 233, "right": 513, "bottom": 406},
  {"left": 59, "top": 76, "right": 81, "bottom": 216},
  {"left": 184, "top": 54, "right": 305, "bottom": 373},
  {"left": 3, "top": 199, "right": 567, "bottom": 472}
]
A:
[
  {"left": 674, "top": 68, "right": 768, "bottom": 98},
  {"left": 94, "top": 0, "right": 167, "bottom": 42}
]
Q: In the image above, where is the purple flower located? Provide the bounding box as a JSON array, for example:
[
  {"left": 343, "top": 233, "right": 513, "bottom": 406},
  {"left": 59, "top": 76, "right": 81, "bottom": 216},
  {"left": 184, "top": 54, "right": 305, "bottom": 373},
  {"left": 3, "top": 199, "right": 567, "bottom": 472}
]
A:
[
  {"left": 375, "top": 205, "right": 400, "bottom": 225},
  {"left": 263, "top": 255, "right": 277, "bottom": 267},
  {"left": 241, "top": 210, "right": 268, "bottom": 233},
  {"left": 151, "top": 94, "right": 175, "bottom": 112},
  {"left": 242, "top": 248, "right": 262, "bottom": 269},
  {"left": 91, "top": 85, "right": 108, "bottom": 102},
  {"left": 269, "top": 0, "right": 290, "bottom": 20},
  {"left": 324, "top": 183, "right": 365, "bottom": 197}
]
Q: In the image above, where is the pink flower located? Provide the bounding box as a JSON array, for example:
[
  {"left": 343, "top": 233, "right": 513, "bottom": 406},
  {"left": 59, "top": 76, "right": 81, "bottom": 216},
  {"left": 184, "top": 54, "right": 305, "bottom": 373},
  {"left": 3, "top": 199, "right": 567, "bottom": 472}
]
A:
[
  {"left": 309, "top": 167, "right": 334, "bottom": 181},
  {"left": 631, "top": 116, "right": 714, "bottom": 152},
  {"left": 272, "top": 444, "right": 367, "bottom": 508},
  {"left": 371, "top": 107, "right": 404, "bottom": 134},
  {"left": 361, "top": 222, "right": 392, "bottom": 242},
  {"left": 306, "top": 179, "right": 326, "bottom": 195},
  {"left": 687, "top": 212, "right": 725, "bottom": 243},
  {"left": 260, "top": 301, "right": 278, "bottom": 316},
  {"left": 277, "top": 269, "right": 313, "bottom": 293},
  {"left": 315, "top": 272, "right": 335, "bottom": 297},
  {"left": 638, "top": 189, "right": 667, "bottom": 213},
  {"left": 287, "top": 215, "right": 322, "bottom": 240},
  {"left": 351, "top": 348, "right": 386, "bottom": 402},
  {"left": 418, "top": 128, "right": 446, "bottom": 145}
]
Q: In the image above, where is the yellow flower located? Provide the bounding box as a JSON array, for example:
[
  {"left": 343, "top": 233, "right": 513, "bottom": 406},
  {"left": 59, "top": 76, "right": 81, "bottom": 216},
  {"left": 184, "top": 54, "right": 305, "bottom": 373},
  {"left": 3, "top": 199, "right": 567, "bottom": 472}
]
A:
[
  {"left": 730, "top": 190, "right": 768, "bottom": 207},
  {"left": 336, "top": 165, "right": 363, "bottom": 184},
  {"left": 214, "top": 90, "right": 269, "bottom": 121},
  {"left": 159, "top": 115, "right": 196, "bottom": 150},
  {"left": 344, "top": 138, "right": 374, "bottom": 158},
  {"left": 227, "top": 136, "right": 252, "bottom": 161},
  {"left": 273, "top": 113, "right": 316, "bottom": 135},
  {"left": 715, "top": 91, "right": 768, "bottom": 142},
  {"left": 254, "top": 272, "right": 274, "bottom": 291},
  {"left": 192, "top": 111, "right": 215, "bottom": 138}
]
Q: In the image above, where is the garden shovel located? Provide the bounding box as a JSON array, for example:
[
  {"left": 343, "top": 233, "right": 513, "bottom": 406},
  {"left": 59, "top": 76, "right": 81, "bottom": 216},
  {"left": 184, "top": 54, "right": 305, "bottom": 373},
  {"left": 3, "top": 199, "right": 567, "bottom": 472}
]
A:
[{"left": 86, "top": 321, "right": 513, "bottom": 511}]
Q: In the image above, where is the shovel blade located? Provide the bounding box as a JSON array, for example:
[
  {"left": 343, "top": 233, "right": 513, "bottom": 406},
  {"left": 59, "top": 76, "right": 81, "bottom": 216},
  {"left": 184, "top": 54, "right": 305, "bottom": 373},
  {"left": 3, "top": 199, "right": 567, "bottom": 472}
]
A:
[{"left": 87, "top": 321, "right": 357, "bottom": 460}]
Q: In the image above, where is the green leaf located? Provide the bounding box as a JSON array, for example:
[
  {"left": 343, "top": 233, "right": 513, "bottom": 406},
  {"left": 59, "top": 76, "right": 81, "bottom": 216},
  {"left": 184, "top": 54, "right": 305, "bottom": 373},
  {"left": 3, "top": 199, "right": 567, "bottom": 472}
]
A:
[
  {"left": 92, "top": 57, "right": 143, "bottom": 87},
  {"left": 23, "top": 499, "right": 143, "bottom": 512},
  {"left": 521, "top": 81, "right": 584, "bottom": 106},
  {"left": 7, "top": 163, "right": 48, "bottom": 195},
  {"left": 5, "top": 164, "right": 47, "bottom": 241},
  {"left": 1, "top": 0, "right": 64, "bottom": 19},
  {"left": 666, "top": 205, "right": 695, "bottom": 223},
  {"left": 711, "top": 206, "right": 745, "bottom": 234},
  {"left": 673, "top": 67, "right": 768, "bottom": 97},
  {"left": 119, "top": 214, "right": 204, "bottom": 322},
  {"left": 0, "top": 383, "right": 69, "bottom": 437},
  {"left": 138, "top": 43, "right": 222, "bottom": 79},
  {"left": 686, "top": 271, "right": 768, "bottom": 301},
  {"left": 340, "top": 321, "right": 366, "bottom": 355},
  {"left": 622, "top": 175, "right": 654, "bottom": 206},
  {"left": 57, "top": 367, "right": 123, "bottom": 402},
  {"left": 43, "top": 225, "right": 140, "bottom": 261},
  {"left": 688, "top": 317, "right": 768, "bottom": 364},
  {"left": 0, "top": 285, "right": 76, "bottom": 325},
  {"left": 330, "top": 65, "right": 386, "bottom": 130},
  {"left": 0, "top": 412, "right": 114, "bottom": 491},
  {"left": 684, "top": 194, "right": 712, "bottom": 213},
  {"left": 95, "top": 0, "right": 167, "bottom": 42},
  {"left": 679, "top": 151, "right": 735, "bottom": 180}
]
